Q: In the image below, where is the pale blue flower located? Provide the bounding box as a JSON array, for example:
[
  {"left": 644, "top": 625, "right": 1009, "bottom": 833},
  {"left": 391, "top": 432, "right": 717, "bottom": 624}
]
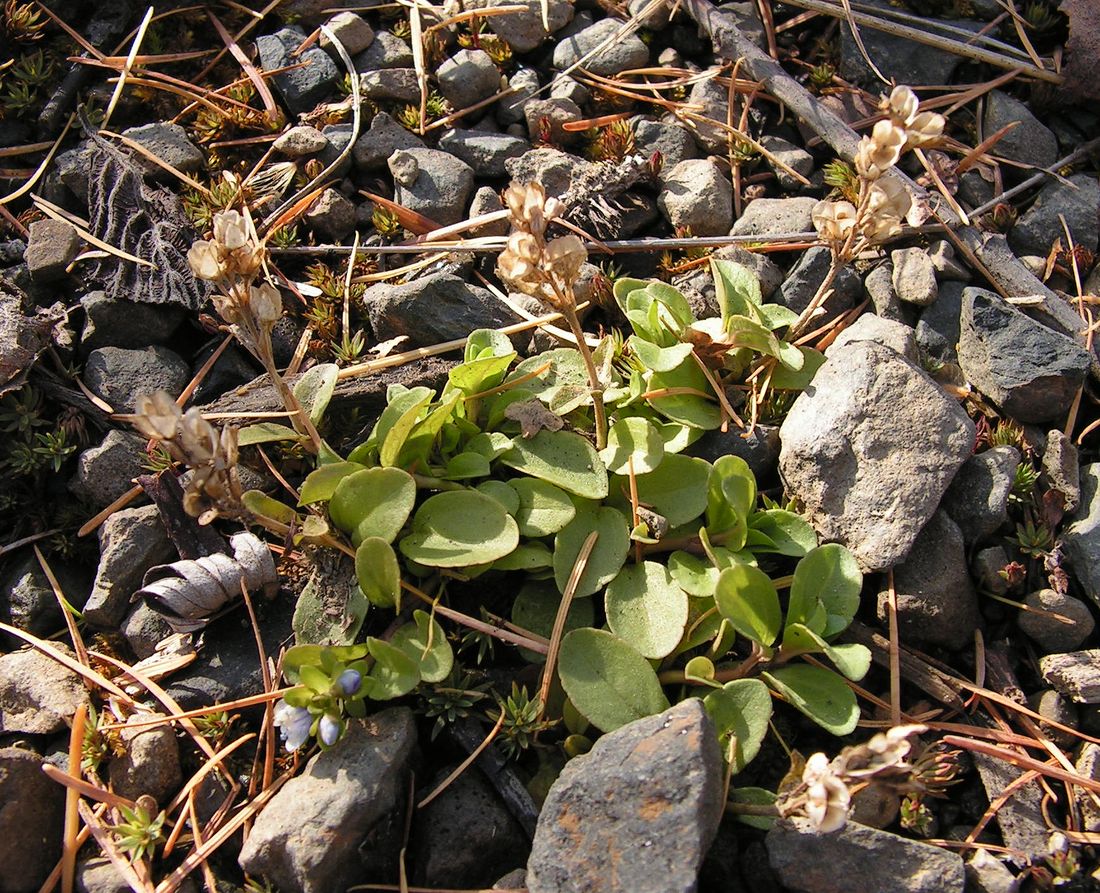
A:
[
  {"left": 319, "top": 714, "right": 341, "bottom": 747},
  {"left": 273, "top": 699, "right": 312, "bottom": 751},
  {"left": 336, "top": 669, "right": 362, "bottom": 696}
]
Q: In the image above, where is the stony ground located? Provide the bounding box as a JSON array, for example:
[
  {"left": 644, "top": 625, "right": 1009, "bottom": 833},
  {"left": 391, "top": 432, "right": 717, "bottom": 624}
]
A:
[{"left": 2, "top": 0, "right": 1100, "bottom": 891}]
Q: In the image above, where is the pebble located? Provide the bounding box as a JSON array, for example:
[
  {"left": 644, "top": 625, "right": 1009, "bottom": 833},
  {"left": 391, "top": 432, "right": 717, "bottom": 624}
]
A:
[
  {"left": 1041, "top": 649, "right": 1100, "bottom": 703},
  {"left": 972, "top": 545, "right": 1012, "bottom": 595},
  {"left": 352, "top": 111, "right": 424, "bottom": 171},
  {"left": 982, "top": 90, "right": 1058, "bottom": 169},
  {"left": 549, "top": 75, "right": 588, "bottom": 107},
  {"left": 690, "top": 423, "right": 781, "bottom": 481},
  {"left": 498, "top": 67, "right": 540, "bottom": 126},
  {"left": 524, "top": 97, "right": 584, "bottom": 147},
  {"left": 891, "top": 247, "right": 939, "bottom": 307},
  {"left": 1010, "top": 173, "right": 1100, "bottom": 258},
  {"left": 916, "top": 280, "right": 965, "bottom": 362},
  {"left": 120, "top": 122, "right": 205, "bottom": 174},
  {"left": 305, "top": 187, "right": 356, "bottom": 240},
  {"left": 863, "top": 262, "right": 905, "bottom": 322},
  {"left": 1020, "top": 588, "right": 1095, "bottom": 652},
  {"left": 966, "top": 849, "right": 1021, "bottom": 893},
  {"left": 928, "top": 240, "right": 970, "bottom": 282},
  {"left": 826, "top": 314, "right": 917, "bottom": 362},
  {"left": 505, "top": 147, "right": 588, "bottom": 197},
  {"left": 274, "top": 125, "right": 330, "bottom": 157},
  {"left": 389, "top": 147, "right": 475, "bottom": 226},
  {"left": 358, "top": 68, "right": 420, "bottom": 102},
  {"left": 0, "top": 747, "right": 66, "bottom": 891},
  {"left": 1027, "top": 688, "right": 1078, "bottom": 747},
  {"left": 238, "top": 709, "right": 418, "bottom": 893},
  {"left": 319, "top": 11, "right": 374, "bottom": 56},
  {"left": 1063, "top": 464, "right": 1100, "bottom": 605},
  {"left": 80, "top": 290, "right": 185, "bottom": 352},
  {"left": 776, "top": 246, "right": 861, "bottom": 323},
  {"left": 467, "top": 186, "right": 510, "bottom": 237},
  {"left": 84, "top": 345, "right": 190, "bottom": 414},
  {"left": 0, "top": 553, "right": 81, "bottom": 640},
  {"left": 25, "top": 219, "right": 80, "bottom": 283},
  {"left": 958, "top": 287, "right": 1091, "bottom": 424},
  {"left": 779, "top": 340, "right": 975, "bottom": 571},
  {"left": 633, "top": 117, "right": 698, "bottom": 171},
  {"left": 526, "top": 700, "right": 723, "bottom": 893},
  {"left": 437, "top": 49, "right": 503, "bottom": 112},
  {"left": 686, "top": 78, "right": 729, "bottom": 153},
  {"left": 1041, "top": 429, "right": 1080, "bottom": 511},
  {"left": 941, "top": 445, "right": 1019, "bottom": 545},
  {"left": 121, "top": 602, "right": 176, "bottom": 659},
  {"left": 70, "top": 430, "right": 149, "bottom": 508},
  {"left": 552, "top": 18, "right": 650, "bottom": 77},
  {"left": 108, "top": 712, "right": 183, "bottom": 804},
  {"left": 759, "top": 134, "right": 814, "bottom": 190},
  {"left": 438, "top": 129, "right": 528, "bottom": 179},
  {"left": 658, "top": 158, "right": 733, "bottom": 237},
  {"left": 354, "top": 30, "right": 413, "bottom": 70},
  {"left": 0, "top": 645, "right": 90, "bottom": 734},
  {"left": 731, "top": 197, "right": 817, "bottom": 237},
  {"left": 463, "top": 0, "right": 573, "bottom": 52},
  {"left": 256, "top": 27, "right": 340, "bottom": 115}
]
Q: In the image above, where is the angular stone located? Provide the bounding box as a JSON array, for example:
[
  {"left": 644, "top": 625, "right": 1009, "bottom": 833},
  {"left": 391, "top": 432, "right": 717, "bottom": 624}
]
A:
[
  {"left": 840, "top": 8, "right": 971, "bottom": 86},
  {"left": 966, "top": 849, "right": 1021, "bottom": 893},
  {"left": 462, "top": 0, "right": 573, "bottom": 52},
  {"left": 942, "top": 446, "right": 1019, "bottom": 545},
  {"left": 84, "top": 345, "right": 190, "bottom": 413},
  {"left": 504, "top": 147, "right": 588, "bottom": 197},
  {"left": 526, "top": 700, "right": 723, "bottom": 893},
  {"left": 732, "top": 197, "right": 816, "bottom": 238},
  {"left": 864, "top": 262, "right": 904, "bottom": 322},
  {"left": 1040, "top": 650, "right": 1100, "bottom": 703},
  {"left": 274, "top": 125, "right": 329, "bottom": 157},
  {"left": 108, "top": 713, "right": 182, "bottom": 804},
  {"left": 973, "top": 752, "right": 1048, "bottom": 860},
  {"left": 319, "top": 11, "right": 374, "bottom": 55},
  {"left": 390, "top": 147, "right": 475, "bottom": 226},
  {"left": 958, "top": 288, "right": 1090, "bottom": 424},
  {"left": 80, "top": 291, "right": 184, "bottom": 352},
  {"left": 305, "top": 187, "right": 355, "bottom": 240},
  {"left": 467, "top": 186, "right": 510, "bottom": 237},
  {"left": 685, "top": 78, "right": 728, "bottom": 153},
  {"left": 0, "top": 747, "right": 65, "bottom": 891},
  {"left": 658, "top": 159, "right": 732, "bottom": 237},
  {"left": 238, "top": 709, "right": 417, "bottom": 893},
  {"left": 353, "top": 30, "right": 413, "bottom": 69},
  {"left": 0, "top": 553, "right": 86, "bottom": 641},
  {"left": 633, "top": 117, "right": 698, "bottom": 171},
  {"left": 437, "top": 49, "right": 502, "bottom": 111},
  {"left": 70, "top": 430, "right": 147, "bottom": 508},
  {"left": 552, "top": 18, "right": 650, "bottom": 77},
  {"left": 767, "top": 818, "right": 965, "bottom": 893},
  {"left": 759, "top": 134, "right": 814, "bottom": 190},
  {"left": 25, "top": 219, "right": 80, "bottom": 283},
  {"left": 825, "top": 314, "right": 917, "bottom": 362},
  {"left": 1063, "top": 464, "right": 1100, "bottom": 605},
  {"left": 498, "top": 67, "right": 541, "bottom": 125},
  {"left": 776, "top": 247, "right": 861, "bottom": 324},
  {"left": 0, "top": 646, "right": 89, "bottom": 734},
  {"left": 438, "top": 129, "right": 528, "bottom": 179},
  {"left": 983, "top": 90, "right": 1058, "bottom": 169},
  {"left": 690, "top": 424, "right": 780, "bottom": 481},
  {"left": 916, "top": 281, "right": 965, "bottom": 362},
  {"left": 524, "top": 97, "right": 584, "bottom": 147},
  {"left": 86, "top": 505, "right": 175, "bottom": 628},
  {"left": 352, "top": 112, "right": 424, "bottom": 171},
  {"left": 1041, "top": 429, "right": 1080, "bottom": 512},
  {"left": 257, "top": 27, "right": 340, "bottom": 114},
  {"left": 359, "top": 68, "right": 420, "bottom": 102},
  {"left": 891, "top": 247, "right": 938, "bottom": 307},
  {"left": 119, "top": 122, "right": 204, "bottom": 174},
  {"left": 779, "top": 341, "right": 975, "bottom": 571},
  {"left": 1011, "top": 173, "right": 1100, "bottom": 257},
  {"left": 876, "top": 510, "right": 980, "bottom": 650}
]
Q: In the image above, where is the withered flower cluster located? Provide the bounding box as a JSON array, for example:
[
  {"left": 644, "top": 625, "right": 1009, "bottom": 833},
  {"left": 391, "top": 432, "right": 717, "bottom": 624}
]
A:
[
  {"left": 130, "top": 391, "right": 243, "bottom": 525},
  {"left": 813, "top": 86, "right": 945, "bottom": 250}
]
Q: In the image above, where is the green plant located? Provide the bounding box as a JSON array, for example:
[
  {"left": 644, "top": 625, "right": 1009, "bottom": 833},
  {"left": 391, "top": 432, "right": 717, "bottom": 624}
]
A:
[
  {"left": 1008, "top": 517, "right": 1054, "bottom": 559},
  {"left": 112, "top": 799, "right": 166, "bottom": 862},
  {"left": 419, "top": 669, "right": 490, "bottom": 740},
  {"left": 492, "top": 683, "right": 557, "bottom": 759}
]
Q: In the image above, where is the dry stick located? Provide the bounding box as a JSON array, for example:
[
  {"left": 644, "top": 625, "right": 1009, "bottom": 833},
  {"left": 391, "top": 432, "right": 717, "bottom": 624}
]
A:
[
  {"left": 417, "top": 712, "right": 506, "bottom": 809},
  {"left": 969, "top": 135, "right": 1100, "bottom": 219},
  {"left": 76, "top": 801, "right": 153, "bottom": 893},
  {"left": 61, "top": 705, "right": 87, "bottom": 893},
  {"left": 885, "top": 569, "right": 901, "bottom": 729}
]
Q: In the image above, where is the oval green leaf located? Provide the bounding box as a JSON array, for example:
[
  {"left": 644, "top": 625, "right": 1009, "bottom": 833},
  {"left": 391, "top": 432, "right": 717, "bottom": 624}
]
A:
[
  {"left": 400, "top": 490, "right": 519, "bottom": 568},
  {"left": 599, "top": 416, "right": 665, "bottom": 475},
  {"left": 512, "top": 478, "right": 576, "bottom": 537},
  {"left": 329, "top": 467, "right": 417, "bottom": 546},
  {"left": 703, "top": 678, "right": 773, "bottom": 772},
  {"left": 292, "top": 363, "right": 338, "bottom": 425},
  {"left": 553, "top": 505, "right": 630, "bottom": 598},
  {"left": 788, "top": 544, "right": 863, "bottom": 638},
  {"left": 391, "top": 610, "right": 453, "bottom": 683},
  {"left": 299, "top": 461, "right": 367, "bottom": 506},
  {"left": 604, "top": 561, "right": 689, "bottom": 659},
  {"left": 355, "top": 537, "right": 401, "bottom": 610},
  {"left": 366, "top": 637, "right": 421, "bottom": 699},
  {"left": 763, "top": 664, "right": 859, "bottom": 736},
  {"left": 714, "top": 561, "right": 781, "bottom": 648},
  {"left": 558, "top": 628, "right": 670, "bottom": 733},
  {"left": 512, "top": 581, "right": 594, "bottom": 663},
  {"left": 500, "top": 430, "right": 609, "bottom": 500}
]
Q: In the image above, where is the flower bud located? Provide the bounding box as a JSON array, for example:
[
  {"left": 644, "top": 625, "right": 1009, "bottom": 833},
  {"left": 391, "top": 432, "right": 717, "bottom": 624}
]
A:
[
  {"left": 886, "top": 85, "right": 919, "bottom": 126},
  {"left": 811, "top": 200, "right": 857, "bottom": 243},
  {"left": 250, "top": 282, "right": 283, "bottom": 326},
  {"left": 336, "top": 668, "right": 362, "bottom": 696},
  {"left": 188, "top": 240, "right": 223, "bottom": 281},
  {"left": 546, "top": 234, "right": 587, "bottom": 283},
  {"left": 319, "top": 714, "right": 341, "bottom": 746},
  {"left": 213, "top": 209, "right": 250, "bottom": 251},
  {"left": 133, "top": 391, "right": 182, "bottom": 440}
]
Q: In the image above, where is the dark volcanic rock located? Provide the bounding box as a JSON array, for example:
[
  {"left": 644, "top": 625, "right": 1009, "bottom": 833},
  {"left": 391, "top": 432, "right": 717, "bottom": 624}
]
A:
[{"left": 0, "top": 746, "right": 66, "bottom": 892}]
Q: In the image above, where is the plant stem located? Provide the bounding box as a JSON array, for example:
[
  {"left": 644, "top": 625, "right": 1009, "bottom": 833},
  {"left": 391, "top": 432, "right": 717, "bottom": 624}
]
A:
[{"left": 560, "top": 300, "right": 608, "bottom": 450}]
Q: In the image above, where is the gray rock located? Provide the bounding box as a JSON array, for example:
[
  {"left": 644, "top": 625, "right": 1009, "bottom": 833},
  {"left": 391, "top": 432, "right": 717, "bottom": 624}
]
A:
[
  {"left": 1041, "top": 429, "right": 1079, "bottom": 511},
  {"left": 120, "top": 122, "right": 204, "bottom": 174},
  {"left": 972, "top": 545, "right": 1012, "bottom": 595},
  {"left": 367, "top": 272, "right": 517, "bottom": 345},
  {"left": 238, "top": 709, "right": 417, "bottom": 893},
  {"left": 191, "top": 343, "right": 258, "bottom": 404},
  {"left": 966, "top": 849, "right": 1021, "bottom": 893},
  {"left": 498, "top": 67, "right": 541, "bottom": 126},
  {"left": 959, "top": 169, "right": 997, "bottom": 209},
  {"left": 359, "top": 68, "right": 420, "bottom": 102},
  {"left": 633, "top": 118, "right": 698, "bottom": 171},
  {"left": 438, "top": 49, "right": 502, "bottom": 112},
  {"left": 776, "top": 246, "right": 861, "bottom": 323},
  {"left": 891, "top": 247, "right": 938, "bottom": 307},
  {"left": 108, "top": 713, "right": 182, "bottom": 804},
  {"left": 494, "top": 869, "right": 527, "bottom": 889},
  {"left": 468, "top": 186, "right": 510, "bottom": 237},
  {"left": 928, "top": 240, "right": 970, "bottom": 282},
  {"left": 352, "top": 112, "right": 424, "bottom": 171},
  {"left": 552, "top": 18, "right": 649, "bottom": 77},
  {"left": 1076, "top": 745, "right": 1100, "bottom": 832},
  {"left": 690, "top": 424, "right": 780, "bottom": 481},
  {"left": 411, "top": 769, "right": 527, "bottom": 888},
  {"left": 864, "top": 262, "right": 904, "bottom": 321},
  {"left": 70, "top": 430, "right": 147, "bottom": 508},
  {"left": 85, "top": 505, "right": 174, "bottom": 628},
  {"left": 1028, "top": 688, "right": 1077, "bottom": 747},
  {"left": 389, "top": 147, "right": 475, "bottom": 227},
  {"left": 320, "top": 11, "right": 374, "bottom": 55},
  {"left": 549, "top": 75, "right": 588, "bottom": 106},
  {"left": 876, "top": 510, "right": 980, "bottom": 650},
  {"left": 439, "top": 129, "right": 528, "bottom": 179},
  {"left": 1063, "top": 464, "right": 1100, "bottom": 605},
  {"left": 732, "top": 197, "right": 817, "bottom": 238},
  {"left": 84, "top": 345, "right": 190, "bottom": 413},
  {"left": 958, "top": 288, "right": 1091, "bottom": 423},
  {"left": 257, "top": 27, "right": 340, "bottom": 114},
  {"left": 686, "top": 78, "right": 729, "bottom": 153},
  {"left": 0, "top": 646, "right": 89, "bottom": 734},
  {"left": 916, "top": 281, "right": 965, "bottom": 362},
  {"left": 767, "top": 818, "right": 965, "bottom": 893},
  {"left": 826, "top": 314, "right": 917, "bottom": 361},
  {"left": 25, "top": 219, "right": 80, "bottom": 283},
  {"left": 779, "top": 341, "right": 975, "bottom": 571},
  {"left": 305, "top": 187, "right": 356, "bottom": 240},
  {"left": 839, "top": 5, "right": 972, "bottom": 86},
  {"left": 0, "top": 747, "right": 65, "bottom": 892},
  {"left": 353, "top": 30, "right": 412, "bottom": 70},
  {"left": 80, "top": 291, "right": 184, "bottom": 352},
  {"left": 628, "top": 0, "right": 671, "bottom": 28},
  {"left": 274, "top": 125, "right": 329, "bottom": 157},
  {"left": 1010, "top": 173, "right": 1100, "bottom": 257},
  {"left": 505, "top": 148, "right": 588, "bottom": 197},
  {"left": 983, "top": 91, "right": 1058, "bottom": 169},
  {"left": 0, "top": 554, "right": 69, "bottom": 640},
  {"left": 658, "top": 159, "right": 732, "bottom": 237},
  {"left": 76, "top": 857, "right": 138, "bottom": 893},
  {"left": 973, "top": 752, "right": 1048, "bottom": 859},
  {"left": 526, "top": 700, "right": 723, "bottom": 893},
  {"left": 942, "top": 446, "right": 1019, "bottom": 545},
  {"left": 1040, "top": 650, "right": 1100, "bottom": 703},
  {"left": 717, "top": 1, "right": 768, "bottom": 51},
  {"left": 524, "top": 98, "right": 584, "bottom": 147},
  {"left": 121, "top": 602, "right": 176, "bottom": 659},
  {"left": 760, "top": 134, "right": 814, "bottom": 190},
  {"left": 463, "top": 0, "right": 573, "bottom": 52}
]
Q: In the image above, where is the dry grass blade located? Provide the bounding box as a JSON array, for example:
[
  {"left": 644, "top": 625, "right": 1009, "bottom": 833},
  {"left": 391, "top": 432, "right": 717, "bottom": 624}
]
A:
[
  {"left": 838, "top": 0, "right": 888, "bottom": 83},
  {"left": 103, "top": 6, "right": 155, "bottom": 129},
  {"left": 408, "top": 0, "right": 428, "bottom": 134},
  {"left": 0, "top": 622, "right": 133, "bottom": 701},
  {"left": 77, "top": 801, "right": 155, "bottom": 893},
  {"left": 195, "top": 0, "right": 287, "bottom": 82},
  {"left": 78, "top": 484, "right": 144, "bottom": 538},
  {"left": 166, "top": 734, "right": 254, "bottom": 816},
  {"left": 359, "top": 190, "right": 443, "bottom": 234},
  {"left": 61, "top": 705, "right": 87, "bottom": 893},
  {"left": 34, "top": 545, "right": 89, "bottom": 669},
  {"left": 207, "top": 9, "right": 279, "bottom": 124},
  {"left": 417, "top": 712, "right": 505, "bottom": 809},
  {"left": 42, "top": 763, "right": 138, "bottom": 810},
  {"left": 0, "top": 114, "right": 74, "bottom": 206},
  {"left": 32, "top": 0, "right": 104, "bottom": 58}
]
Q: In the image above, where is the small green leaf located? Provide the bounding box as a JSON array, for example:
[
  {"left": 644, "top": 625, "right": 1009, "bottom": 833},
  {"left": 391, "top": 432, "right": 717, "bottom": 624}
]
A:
[
  {"left": 506, "top": 349, "right": 589, "bottom": 404},
  {"left": 770, "top": 347, "right": 826, "bottom": 390},
  {"left": 612, "top": 277, "right": 651, "bottom": 314},
  {"left": 391, "top": 611, "right": 453, "bottom": 683},
  {"left": 553, "top": 505, "right": 630, "bottom": 597},
  {"left": 355, "top": 537, "right": 402, "bottom": 609},
  {"left": 443, "top": 452, "right": 491, "bottom": 479},
  {"left": 476, "top": 480, "right": 520, "bottom": 515},
  {"left": 763, "top": 664, "right": 859, "bottom": 736},
  {"left": 282, "top": 643, "right": 368, "bottom": 684},
  {"left": 669, "top": 551, "right": 721, "bottom": 597},
  {"left": 465, "top": 328, "right": 514, "bottom": 363},
  {"left": 757, "top": 303, "right": 799, "bottom": 330},
  {"left": 379, "top": 390, "right": 433, "bottom": 467},
  {"left": 615, "top": 453, "right": 711, "bottom": 527},
  {"left": 630, "top": 337, "right": 695, "bottom": 373},
  {"left": 703, "top": 678, "right": 773, "bottom": 772},
  {"left": 749, "top": 510, "right": 818, "bottom": 557},
  {"left": 711, "top": 258, "right": 762, "bottom": 323},
  {"left": 599, "top": 416, "right": 665, "bottom": 475},
  {"left": 400, "top": 392, "right": 461, "bottom": 465},
  {"left": 558, "top": 628, "right": 670, "bottom": 733},
  {"left": 367, "top": 638, "right": 421, "bottom": 699},
  {"left": 292, "top": 363, "right": 339, "bottom": 425},
  {"left": 604, "top": 561, "right": 689, "bottom": 659},
  {"left": 356, "top": 386, "right": 433, "bottom": 460},
  {"left": 501, "top": 429, "right": 609, "bottom": 500},
  {"left": 648, "top": 358, "right": 722, "bottom": 430},
  {"left": 299, "top": 462, "right": 367, "bottom": 506},
  {"left": 400, "top": 490, "right": 519, "bottom": 567},
  {"left": 512, "top": 478, "right": 576, "bottom": 537},
  {"left": 493, "top": 541, "right": 553, "bottom": 571},
  {"left": 788, "top": 544, "right": 863, "bottom": 638},
  {"left": 448, "top": 352, "right": 516, "bottom": 394},
  {"left": 237, "top": 423, "right": 302, "bottom": 446},
  {"left": 329, "top": 467, "right": 417, "bottom": 546},
  {"left": 242, "top": 490, "right": 298, "bottom": 525},
  {"left": 706, "top": 455, "right": 756, "bottom": 545},
  {"left": 684, "top": 655, "right": 717, "bottom": 684},
  {"left": 728, "top": 787, "right": 778, "bottom": 830},
  {"left": 714, "top": 562, "right": 781, "bottom": 648}
]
